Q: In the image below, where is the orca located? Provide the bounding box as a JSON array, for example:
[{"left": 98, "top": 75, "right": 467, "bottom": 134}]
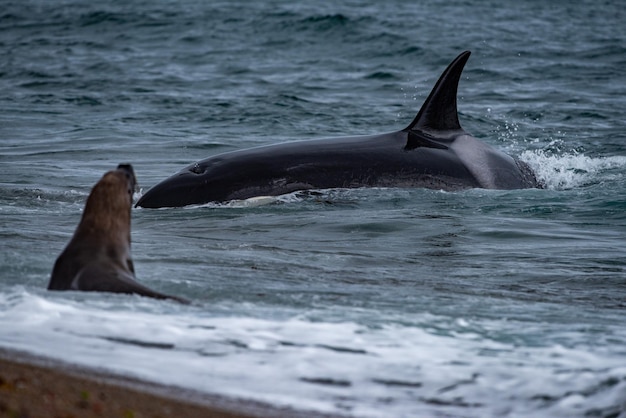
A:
[{"left": 136, "top": 51, "right": 541, "bottom": 208}]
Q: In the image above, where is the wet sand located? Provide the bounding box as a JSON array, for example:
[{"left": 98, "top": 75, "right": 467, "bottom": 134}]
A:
[{"left": 0, "top": 348, "right": 340, "bottom": 418}]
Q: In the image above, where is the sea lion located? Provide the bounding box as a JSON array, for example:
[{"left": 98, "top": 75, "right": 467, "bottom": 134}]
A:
[{"left": 48, "top": 164, "right": 188, "bottom": 303}]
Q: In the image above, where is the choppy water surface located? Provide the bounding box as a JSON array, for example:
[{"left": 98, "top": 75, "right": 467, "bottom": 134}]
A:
[{"left": 1, "top": 1, "right": 625, "bottom": 416}]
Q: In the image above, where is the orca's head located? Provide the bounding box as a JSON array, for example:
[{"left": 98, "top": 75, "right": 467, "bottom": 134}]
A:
[{"left": 135, "top": 158, "right": 245, "bottom": 208}]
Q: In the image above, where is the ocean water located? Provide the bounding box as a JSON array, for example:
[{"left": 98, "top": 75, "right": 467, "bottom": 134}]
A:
[{"left": 1, "top": 0, "right": 626, "bottom": 417}]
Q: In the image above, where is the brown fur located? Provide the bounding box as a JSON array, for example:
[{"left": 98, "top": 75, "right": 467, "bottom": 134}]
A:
[{"left": 48, "top": 164, "right": 188, "bottom": 303}]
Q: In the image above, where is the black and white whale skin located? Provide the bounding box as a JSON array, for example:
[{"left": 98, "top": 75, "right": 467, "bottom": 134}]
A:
[{"left": 136, "top": 51, "right": 541, "bottom": 208}]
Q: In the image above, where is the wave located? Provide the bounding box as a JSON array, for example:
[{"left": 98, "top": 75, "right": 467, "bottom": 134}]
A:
[{"left": 1, "top": 289, "right": 625, "bottom": 417}]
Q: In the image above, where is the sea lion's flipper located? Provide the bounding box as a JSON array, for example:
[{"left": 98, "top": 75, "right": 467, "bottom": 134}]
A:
[{"left": 73, "top": 265, "right": 190, "bottom": 304}]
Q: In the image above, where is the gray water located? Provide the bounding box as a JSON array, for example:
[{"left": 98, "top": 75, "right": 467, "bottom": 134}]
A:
[{"left": 1, "top": 1, "right": 626, "bottom": 416}]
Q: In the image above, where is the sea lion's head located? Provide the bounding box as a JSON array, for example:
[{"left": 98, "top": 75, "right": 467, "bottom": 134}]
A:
[
  {"left": 116, "top": 164, "right": 137, "bottom": 197},
  {"left": 79, "top": 164, "right": 138, "bottom": 241}
]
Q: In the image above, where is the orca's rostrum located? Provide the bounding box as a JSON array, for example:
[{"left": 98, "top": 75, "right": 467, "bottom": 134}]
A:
[{"left": 137, "top": 51, "right": 542, "bottom": 208}]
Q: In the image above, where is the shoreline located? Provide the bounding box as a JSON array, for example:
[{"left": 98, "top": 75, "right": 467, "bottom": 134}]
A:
[{"left": 0, "top": 347, "right": 343, "bottom": 418}]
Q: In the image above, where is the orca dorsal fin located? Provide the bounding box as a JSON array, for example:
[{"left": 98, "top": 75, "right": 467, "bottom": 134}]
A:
[{"left": 405, "top": 51, "right": 471, "bottom": 135}]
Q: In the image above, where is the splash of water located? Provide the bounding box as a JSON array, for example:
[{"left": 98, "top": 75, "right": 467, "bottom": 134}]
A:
[{"left": 520, "top": 149, "right": 626, "bottom": 190}]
